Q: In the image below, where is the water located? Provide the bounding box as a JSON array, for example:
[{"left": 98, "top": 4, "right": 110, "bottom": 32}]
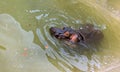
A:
[{"left": 0, "top": 0, "right": 120, "bottom": 72}]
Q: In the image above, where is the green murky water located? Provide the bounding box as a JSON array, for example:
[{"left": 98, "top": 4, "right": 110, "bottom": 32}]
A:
[{"left": 0, "top": 0, "right": 120, "bottom": 72}]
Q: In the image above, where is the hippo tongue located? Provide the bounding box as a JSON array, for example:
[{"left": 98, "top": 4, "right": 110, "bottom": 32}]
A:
[{"left": 70, "top": 34, "right": 78, "bottom": 43}]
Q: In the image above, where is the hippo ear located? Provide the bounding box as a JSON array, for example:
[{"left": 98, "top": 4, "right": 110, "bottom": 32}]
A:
[{"left": 63, "top": 26, "right": 72, "bottom": 29}]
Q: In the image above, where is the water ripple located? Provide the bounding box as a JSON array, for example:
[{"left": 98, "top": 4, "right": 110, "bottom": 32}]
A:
[{"left": 35, "top": 9, "right": 102, "bottom": 72}]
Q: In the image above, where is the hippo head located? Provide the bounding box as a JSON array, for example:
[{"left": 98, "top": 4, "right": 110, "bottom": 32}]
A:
[
  {"left": 50, "top": 27, "right": 81, "bottom": 43},
  {"left": 50, "top": 27, "right": 66, "bottom": 39}
]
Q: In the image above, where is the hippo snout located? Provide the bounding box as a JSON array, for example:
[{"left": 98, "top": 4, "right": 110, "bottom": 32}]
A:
[
  {"left": 50, "top": 27, "right": 57, "bottom": 34},
  {"left": 50, "top": 27, "right": 66, "bottom": 39}
]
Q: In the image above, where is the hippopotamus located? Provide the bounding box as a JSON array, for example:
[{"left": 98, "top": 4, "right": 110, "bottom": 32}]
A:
[{"left": 50, "top": 24, "right": 103, "bottom": 46}]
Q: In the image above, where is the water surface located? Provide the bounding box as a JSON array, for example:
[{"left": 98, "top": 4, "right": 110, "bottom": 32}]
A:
[{"left": 0, "top": 0, "right": 120, "bottom": 72}]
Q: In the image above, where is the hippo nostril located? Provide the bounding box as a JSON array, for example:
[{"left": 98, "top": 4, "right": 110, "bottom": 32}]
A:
[
  {"left": 50, "top": 27, "right": 57, "bottom": 34},
  {"left": 55, "top": 35, "right": 59, "bottom": 38}
]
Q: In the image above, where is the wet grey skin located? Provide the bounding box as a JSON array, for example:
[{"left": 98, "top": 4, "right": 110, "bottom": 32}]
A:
[{"left": 50, "top": 24, "right": 103, "bottom": 46}]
